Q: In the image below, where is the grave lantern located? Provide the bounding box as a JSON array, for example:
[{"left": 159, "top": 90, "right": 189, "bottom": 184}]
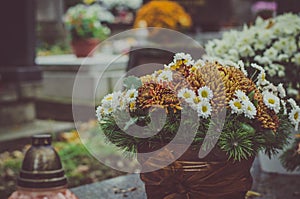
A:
[{"left": 8, "top": 134, "right": 78, "bottom": 199}]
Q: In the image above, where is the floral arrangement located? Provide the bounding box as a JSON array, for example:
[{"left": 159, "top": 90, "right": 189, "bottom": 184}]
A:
[
  {"left": 101, "top": 0, "right": 143, "bottom": 10},
  {"left": 96, "top": 52, "right": 300, "bottom": 162},
  {"left": 133, "top": 0, "right": 192, "bottom": 31},
  {"left": 205, "top": 13, "right": 300, "bottom": 100},
  {"left": 64, "top": 3, "right": 114, "bottom": 40},
  {"left": 251, "top": 1, "right": 277, "bottom": 13}
]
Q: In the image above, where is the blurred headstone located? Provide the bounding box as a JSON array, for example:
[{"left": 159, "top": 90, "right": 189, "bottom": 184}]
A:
[{"left": 0, "top": 0, "right": 41, "bottom": 126}]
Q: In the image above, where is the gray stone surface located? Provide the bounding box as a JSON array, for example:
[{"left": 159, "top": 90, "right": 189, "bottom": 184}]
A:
[
  {"left": 71, "top": 158, "right": 300, "bottom": 199},
  {"left": 0, "top": 119, "right": 74, "bottom": 142},
  {"left": 36, "top": 53, "right": 128, "bottom": 104},
  {"left": 0, "top": 101, "right": 35, "bottom": 126},
  {"left": 71, "top": 174, "right": 146, "bottom": 199}
]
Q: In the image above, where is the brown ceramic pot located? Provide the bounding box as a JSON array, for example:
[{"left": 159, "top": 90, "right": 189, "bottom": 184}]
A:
[{"left": 71, "top": 38, "right": 100, "bottom": 57}]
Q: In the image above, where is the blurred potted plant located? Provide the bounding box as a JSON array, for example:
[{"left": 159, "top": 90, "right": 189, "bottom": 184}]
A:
[
  {"left": 101, "top": 0, "right": 143, "bottom": 24},
  {"left": 133, "top": 0, "right": 192, "bottom": 31},
  {"left": 96, "top": 52, "right": 299, "bottom": 198},
  {"left": 251, "top": 0, "right": 277, "bottom": 20},
  {"left": 64, "top": 3, "right": 114, "bottom": 57}
]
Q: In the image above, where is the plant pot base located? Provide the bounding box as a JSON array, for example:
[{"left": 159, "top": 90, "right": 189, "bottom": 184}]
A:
[
  {"left": 138, "top": 145, "right": 254, "bottom": 199},
  {"left": 71, "top": 38, "right": 100, "bottom": 57}
]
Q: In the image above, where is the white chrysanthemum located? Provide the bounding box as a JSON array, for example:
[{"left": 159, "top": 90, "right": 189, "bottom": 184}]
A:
[
  {"left": 281, "top": 100, "right": 287, "bottom": 115},
  {"left": 263, "top": 92, "right": 281, "bottom": 113},
  {"left": 262, "top": 83, "right": 277, "bottom": 94},
  {"left": 254, "top": 55, "right": 271, "bottom": 65},
  {"left": 173, "top": 52, "right": 192, "bottom": 62},
  {"left": 198, "top": 86, "right": 213, "bottom": 101},
  {"left": 287, "top": 98, "right": 299, "bottom": 109},
  {"left": 157, "top": 70, "right": 173, "bottom": 82},
  {"left": 242, "top": 100, "right": 257, "bottom": 119},
  {"left": 251, "top": 63, "right": 264, "bottom": 72},
  {"left": 277, "top": 83, "right": 286, "bottom": 98},
  {"left": 237, "top": 60, "right": 248, "bottom": 76},
  {"left": 96, "top": 106, "right": 103, "bottom": 121},
  {"left": 103, "top": 106, "right": 114, "bottom": 115},
  {"left": 278, "top": 54, "right": 289, "bottom": 62},
  {"left": 194, "top": 59, "right": 205, "bottom": 67},
  {"left": 239, "top": 45, "right": 255, "bottom": 57},
  {"left": 234, "top": 90, "right": 249, "bottom": 102},
  {"left": 178, "top": 88, "right": 196, "bottom": 103},
  {"left": 284, "top": 39, "right": 297, "bottom": 56},
  {"left": 289, "top": 108, "right": 300, "bottom": 131},
  {"left": 186, "top": 59, "right": 195, "bottom": 66},
  {"left": 257, "top": 71, "right": 270, "bottom": 86},
  {"left": 189, "top": 96, "right": 202, "bottom": 110},
  {"left": 224, "top": 60, "right": 239, "bottom": 68},
  {"left": 229, "top": 98, "right": 243, "bottom": 114},
  {"left": 264, "top": 47, "right": 278, "bottom": 61},
  {"left": 228, "top": 49, "right": 239, "bottom": 61},
  {"left": 164, "top": 62, "right": 174, "bottom": 69},
  {"left": 292, "top": 52, "right": 300, "bottom": 65},
  {"left": 101, "top": 93, "right": 114, "bottom": 108},
  {"left": 125, "top": 89, "right": 138, "bottom": 103},
  {"left": 112, "top": 91, "right": 126, "bottom": 110},
  {"left": 197, "top": 101, "right": 212, "bottom": 119},
  {"left": 287, "top": 87, "right": 299, "bottom": 96}
]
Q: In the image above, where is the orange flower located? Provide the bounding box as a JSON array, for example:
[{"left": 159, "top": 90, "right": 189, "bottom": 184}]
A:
[{"left": 133, "top": 0, "right": 192, "bottom": 30}]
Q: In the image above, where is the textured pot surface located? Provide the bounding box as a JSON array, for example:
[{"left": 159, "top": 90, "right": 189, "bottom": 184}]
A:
[
  {"left": 71, "top": 38, "right": 100, "bottom": 57},
  {"left": 138, "top": 144, "right": 254, "bottom": 199}
]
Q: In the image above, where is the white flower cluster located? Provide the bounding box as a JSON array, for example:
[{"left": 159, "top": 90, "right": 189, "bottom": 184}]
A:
[
  {"left": 65, "top": 4, "right": 115, "bottom": 23},
  {"left": 249, "top": 63, "right": 300, "bottom": 130},
  {"left": 205, "top": 13, "right": 300, "bottom": 95},
  {"left": 101, "top": 0, "right": 143, "bottom": 10},
  {"left": 177, "top": 86, "right": 213, "bottom": 119},
  {"left": 96, "top": 89, "right": 138, "bottom": 121},
  {"left": 229, "top": 90, "right": 257, "bottom": 119},
  {"left": 96, "top": 52, "right": 300, "bottom": 131},
  {"left": 288, "top": 99, "right": 300, "bottom": 131}
]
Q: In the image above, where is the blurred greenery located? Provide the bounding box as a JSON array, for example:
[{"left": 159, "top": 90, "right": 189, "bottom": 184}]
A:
[
  {"left": 36, "top": 41, "right": 72, "bottom": 56},
  {"left": 0, "top": 120, "right": 129, "bottom": 198}
]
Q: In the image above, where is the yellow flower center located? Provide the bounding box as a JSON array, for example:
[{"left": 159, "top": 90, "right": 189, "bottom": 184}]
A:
[
  {"left": 294, "top": 112, "right": 299, "bottom": 120},
  {"left": 130, "top": 102, "right": 135, "bottom": 110},
  {"left": 268, "top": 98, "right": 275, "bottom": 104},
  {"left": 183, "top": 92, "right": 191, "bottom": 98},
  {"left": 193, "top": 97, "right": 201, "bottom": 104},
  {"left": 202, "top": 106, "right": 208, "bottom": 113},
  {"left": 106, "top": 96, "right": 113, "bottom": 101},
  {"left": 247, "top": 106, "right": 252, "bottom": 111},
  {"left": 261, "top": 73, "right": 265, "bottom": 81},
  {"left": 234, "top": 101, "right": 242, "bottom": 109},
  {"left": 171, "top": 63, "right": 180, "bottom": 70},
  {"left": 129, "top": 93, "right": 135, "bottom": 98},
  {"left": 201, "top": 91, "right": 208, "bottom": 98}
]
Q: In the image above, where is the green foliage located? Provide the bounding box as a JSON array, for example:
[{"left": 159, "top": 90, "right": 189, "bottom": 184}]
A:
[
  {"left": 123, "top": 76, "right": 142, "bottom": 90},
  {"left": 64, "top": 4, "right": 112, "bottom": 40},
  {"left": 260, "top": 114, "right": 292, "bottom": 158},
  {"left": 100, "top": 107, "right": 294, "bottom": 162},
  {"left": 280, "top": 138, "right": 300, "bottom": 171},
  {"left": 37, "top": 42, "right": 72, "bottom": 56}
]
